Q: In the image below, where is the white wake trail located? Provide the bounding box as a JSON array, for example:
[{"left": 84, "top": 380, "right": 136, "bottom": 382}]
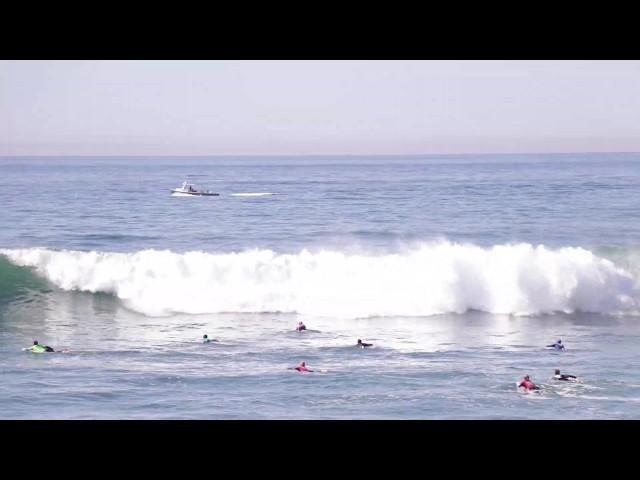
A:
[{"left": 230, "top": 192, "right": 277, "bottom": 197}]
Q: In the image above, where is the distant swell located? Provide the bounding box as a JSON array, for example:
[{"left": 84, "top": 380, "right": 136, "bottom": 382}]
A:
[{"left": 1, "top": 242, "right": 639, "bottom": 318}]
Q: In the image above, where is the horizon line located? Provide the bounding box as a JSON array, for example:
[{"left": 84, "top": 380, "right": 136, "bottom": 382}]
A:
[{"left": 1, "top": 151, "right": 640, "bottom": 158}]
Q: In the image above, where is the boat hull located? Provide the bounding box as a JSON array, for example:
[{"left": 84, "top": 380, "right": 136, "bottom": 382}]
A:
[{"left": 170, "top": 190, "right": 220, "bottom": 196}]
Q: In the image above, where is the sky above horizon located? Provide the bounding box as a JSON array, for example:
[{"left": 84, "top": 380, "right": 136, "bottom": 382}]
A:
[{"left": 1, "top": 60, "right": 640, "bottom": 156}]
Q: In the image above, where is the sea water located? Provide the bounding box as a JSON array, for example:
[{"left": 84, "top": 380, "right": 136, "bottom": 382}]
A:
[{"left": 2, "top": 154, "right": 640, "bottom": 419}]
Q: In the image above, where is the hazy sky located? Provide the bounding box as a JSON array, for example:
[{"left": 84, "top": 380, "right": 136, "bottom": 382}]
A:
[{"left": 1, "top": 60, "right": 640, "bottom": 156}]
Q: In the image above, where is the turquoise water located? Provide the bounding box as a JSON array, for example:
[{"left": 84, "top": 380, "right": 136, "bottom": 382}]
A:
[{"left": 2, "top": 154, "right": 640, "bottom": 419}]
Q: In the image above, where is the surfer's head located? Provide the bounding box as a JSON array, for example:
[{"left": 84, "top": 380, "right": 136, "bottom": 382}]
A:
[
  {"left": 33, "top": 340, "right": 38, "bottom": 345},
  {"left": 357, "top": 339, "right": 362, "bottom": 344},
  {"left": 300, "top": 362, "right": 306, "bottom": 367},
  {"left": 203, "top": 334, "right": 208, "bottom": 339},
  {"left": 557, "top": 339, "right": 562, "bottom": 344},
  {"left": 555, "top": 369, "right": 560, "bottom": 375},
  {"left": 524, "top": 375, "right": 530, "bottom": 380}
]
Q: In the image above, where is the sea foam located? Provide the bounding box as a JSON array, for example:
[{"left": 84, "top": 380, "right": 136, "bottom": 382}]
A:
[{"left": 2, "top": 242, "right": 638, "bottom": 317}]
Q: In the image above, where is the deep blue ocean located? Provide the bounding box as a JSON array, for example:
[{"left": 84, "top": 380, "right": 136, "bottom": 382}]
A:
[{"left": 2, "top": 153, "right": 640, "bottom": 419}]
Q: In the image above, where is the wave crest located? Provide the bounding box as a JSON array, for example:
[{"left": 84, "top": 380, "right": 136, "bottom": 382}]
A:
[{"left": 1, "top": 242, "right": 638, "bottom": 317}]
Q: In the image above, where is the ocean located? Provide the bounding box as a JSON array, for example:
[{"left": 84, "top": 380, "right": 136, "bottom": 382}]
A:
[{"left": 2, "top": 153, "right": 640, "bottom": 419}]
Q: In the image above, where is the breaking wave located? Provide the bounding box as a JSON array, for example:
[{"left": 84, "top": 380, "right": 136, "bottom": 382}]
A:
[{"left": 2, "top": 242, "right": 639, "bottom": 318}]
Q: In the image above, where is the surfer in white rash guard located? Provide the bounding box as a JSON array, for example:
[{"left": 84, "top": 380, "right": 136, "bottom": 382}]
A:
[
  {"left": 547, "top": 339, "right": 565, "bottom": 350},
  {"left": 554, "top": 369, "right": 577, "bottom": 381}
]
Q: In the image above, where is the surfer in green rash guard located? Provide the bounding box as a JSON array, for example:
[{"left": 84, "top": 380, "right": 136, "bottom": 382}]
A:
[{"left": 24, "top": 340, "right": 54, "bottom": 353}]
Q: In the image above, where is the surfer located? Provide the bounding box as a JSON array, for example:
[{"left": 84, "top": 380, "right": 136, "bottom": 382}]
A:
[
  {"left": 296, "top": 322, "right": 306, "bottom": 332},
  {"left": 356, "top": 339, "right": 373, "bottom": 348},
  {"left": 292, "top": 361, "right": 313, "bottom": 372},
  {"left": 518, "top": 375, "right": 540, "bottom": 391},
  {"left": 203, "top": 334, "right": 217, "bottom": 344},
  {"left": 547, "top": 339, "right": 565, "bottom": 350},
  {"left": 553, "top": 369, "right": 577, "bottom": 381},
  {"left": 25, "top": 340, "right": 55, "bottom": 353}
]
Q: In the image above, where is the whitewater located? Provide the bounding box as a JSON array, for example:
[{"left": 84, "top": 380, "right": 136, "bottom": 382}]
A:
[
  {"left": 3, "top": 154, "right": 640, "bottom": 419},
  {"left": 2, "top": 242, "right": 639, "bottom": 318}
]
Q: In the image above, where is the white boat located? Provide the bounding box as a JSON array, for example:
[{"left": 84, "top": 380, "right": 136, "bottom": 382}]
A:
[{"left": 171, "top": 181, "right": 220, "bottom": 197}]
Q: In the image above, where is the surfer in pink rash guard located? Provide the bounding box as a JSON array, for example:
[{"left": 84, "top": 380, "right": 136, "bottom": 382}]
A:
[
  {"left": 293, "top": 361, "right": 313, "bottom": 372},
  {"left": 518, "top": 375, "right": 540, "bottom": 391},
  {"left": 296, "top": 322, "right": 306, "bottom": 331}
]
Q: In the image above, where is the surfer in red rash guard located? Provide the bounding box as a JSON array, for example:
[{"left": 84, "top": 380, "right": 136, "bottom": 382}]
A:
[
  {"left": 293, "top": 361, "right": 313, "bottom": 372},
  {"left": 518, "top": 375, "right": 540, "bottom": 391}
]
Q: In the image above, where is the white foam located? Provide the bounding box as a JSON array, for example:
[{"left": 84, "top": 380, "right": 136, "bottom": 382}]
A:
[
  {"left": 230, "top": 192, "right": 276, "bottom": 197},
  {"left": 2, "top": 242, "right": 639, "bottom": 318}
]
